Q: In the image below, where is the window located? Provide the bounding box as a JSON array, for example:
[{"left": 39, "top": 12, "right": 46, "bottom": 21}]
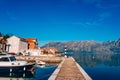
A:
[
  {"left": 0, "top": 57, "right": 9, "bottom": 61},
  {"left": 9, "top": 57, "right": 16, "bottom": 61}
]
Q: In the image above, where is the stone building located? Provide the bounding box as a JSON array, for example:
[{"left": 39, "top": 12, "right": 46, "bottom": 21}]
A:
[{"left": 7, "top": 36, "right": 29, "bottom": 53}]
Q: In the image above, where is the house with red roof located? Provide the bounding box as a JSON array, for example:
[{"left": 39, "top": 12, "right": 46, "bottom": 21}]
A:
[{"left": 24, "top": 38, "right": 38, "bottom": 50}]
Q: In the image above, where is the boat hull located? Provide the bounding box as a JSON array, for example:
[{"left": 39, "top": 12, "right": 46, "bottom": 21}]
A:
[
  {"left": 0, "top": 63, "right": 35, "bottom": 73},
  {"left": 0, "top": 71, "right": 33, "bottom": 78}
]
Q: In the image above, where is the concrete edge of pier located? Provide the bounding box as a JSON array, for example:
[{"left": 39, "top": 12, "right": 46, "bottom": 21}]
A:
[
  {"left": 71, "top": 57, "right": 92, "bottom": 80},
  {"left": 48, "top": 57, "right": 92, "bottom": 80},
  {"left": 48, "top": 58, "right": 65, "bottom": 80}
]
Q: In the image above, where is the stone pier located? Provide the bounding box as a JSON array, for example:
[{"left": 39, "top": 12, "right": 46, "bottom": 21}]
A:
[{"left": 49, "top": 57, "right": 92, "bottom": 80}]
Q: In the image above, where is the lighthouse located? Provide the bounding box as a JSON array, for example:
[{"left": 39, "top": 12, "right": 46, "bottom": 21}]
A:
[{"left": 64, "top": 45, "right": 68, "bottom": 57}]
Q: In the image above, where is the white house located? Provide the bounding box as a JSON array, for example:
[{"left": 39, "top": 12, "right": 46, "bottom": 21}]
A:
[
  {"left": 0, "top": 37, "right": 3, "bottom": 52},
  {"left": 7, "top": 36, "right": 28, "bottom": 54}
]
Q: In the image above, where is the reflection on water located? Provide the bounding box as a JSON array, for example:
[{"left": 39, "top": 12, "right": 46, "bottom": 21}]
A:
[
  {"left": 34, "top": 65, "right": 57, "bottom": 80},
  {"left": 72, "top": 53, "right": 120, "bottom": 67},
  {"left": 72, "top": 53, "right": 120, "bottom": 80},
  {"left": 0, "top": 71, "right": 34, "bottom": 80},
  {"left": 0, "top": 65, "right": 57, "bottom": 80},
  {"left": 0, "top": 71, "right": 33, "bottom": 78}
]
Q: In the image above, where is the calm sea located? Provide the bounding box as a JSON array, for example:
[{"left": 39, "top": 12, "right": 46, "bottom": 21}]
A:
[
  {"left": 73, "top": 53, "right": 120, "bottom": 80},
  {"left": 0, "top": 65, "right": 57, "bottom": 80},
  {"left": 1, "top": 53, "right": 120, "bottom": 80}
]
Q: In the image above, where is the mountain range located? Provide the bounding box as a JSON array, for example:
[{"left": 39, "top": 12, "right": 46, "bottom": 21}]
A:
[{"left": 43, "top": 39, "right": 120, "bottom": 54}]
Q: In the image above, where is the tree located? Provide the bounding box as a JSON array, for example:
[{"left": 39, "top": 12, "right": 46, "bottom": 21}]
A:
[
  {"left": 0, "top": 32, "right": 3, "bottom": 37},
  {"left": 0, "top": 33, "right": 13, "bottom": 52}
]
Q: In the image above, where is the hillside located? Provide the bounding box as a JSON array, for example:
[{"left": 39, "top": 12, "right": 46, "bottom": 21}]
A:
[{"left": 43, "top": 39, "right": 120, "bottom": 54}]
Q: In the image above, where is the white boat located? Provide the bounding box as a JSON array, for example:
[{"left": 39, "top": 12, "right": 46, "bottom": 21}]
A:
[
  {"left": 0, "top": 54, "right": 35, "bottom": 73},
  {"left": 36, "top": 60, "right": 46, "bottom": 65}
]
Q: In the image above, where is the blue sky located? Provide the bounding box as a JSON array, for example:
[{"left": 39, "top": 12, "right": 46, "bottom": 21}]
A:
[{"left": 0, "top": 0, "right": 120, "bottom": 45}]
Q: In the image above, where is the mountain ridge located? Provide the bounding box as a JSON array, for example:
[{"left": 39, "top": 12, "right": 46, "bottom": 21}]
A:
[{"left": 43, "top": 39, "right": 120, "bottom": 54}]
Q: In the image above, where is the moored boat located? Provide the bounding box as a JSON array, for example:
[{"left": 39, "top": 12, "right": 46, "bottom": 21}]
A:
[
  {"left": 0, "top": 53, "right": 35, "bottom": 72},
  {"left": 36, "top": 60, "right": 46, "bottom": 65}
]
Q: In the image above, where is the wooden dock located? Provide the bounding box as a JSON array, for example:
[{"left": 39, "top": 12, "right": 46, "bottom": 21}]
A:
[{"left": 49, "top": 57, "right": 92, "bottom": 80}]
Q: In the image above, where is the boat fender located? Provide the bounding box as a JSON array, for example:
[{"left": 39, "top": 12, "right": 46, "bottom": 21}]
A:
[
  {"left": 10, "top": 68, "right": 12, "bottom": 72},
  {"left": 12, "top": 63, "right": 14, "bottom": 65},
  {"left": 23, "top": 67, "right": 26, "bottom": 71},
  {"left": 18, "top": 63, "right": 20, "bottom": 65}
]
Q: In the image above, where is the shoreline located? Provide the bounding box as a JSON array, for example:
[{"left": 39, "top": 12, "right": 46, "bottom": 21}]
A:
[{"left": 15, "top": 56, "right": 63, "bottom": 63}]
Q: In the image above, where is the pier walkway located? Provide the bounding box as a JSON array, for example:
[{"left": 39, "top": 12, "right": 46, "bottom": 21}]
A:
[{"left": 49, "top": 57, "right": 92, "bottom": 80}]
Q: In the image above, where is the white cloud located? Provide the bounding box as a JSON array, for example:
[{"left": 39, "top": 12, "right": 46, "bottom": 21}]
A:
[
  {"left": 80, "top": 0, "right": 120, "bottom": 9},
  {"left": 97, "top": 0, "right": 120, "bottom": 9},
  {"left": 72, "top": 21, "right": 99, "bottom": 28},
  {"left": 96, "top": 2, "right": 120, "bottom": 9},
  {"left": 98, "top": 12, "right": 111, "bottom": 21},
  {"left": 65, "top": 0, "right": 78, "bottom": 2},
  {"left": 71, "top": 12, "right": 111, "bottom": 28},
  {"left": 82, "top": 0, "right": 100, "bottom": 4}
]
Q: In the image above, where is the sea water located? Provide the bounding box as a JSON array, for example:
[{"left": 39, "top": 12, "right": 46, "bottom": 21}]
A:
[
  {"left": 0, "top": 65, "right": 57, "bottom": 80},
  {"left": 73, "top": 53, "right": 120, "bottom": 80}
]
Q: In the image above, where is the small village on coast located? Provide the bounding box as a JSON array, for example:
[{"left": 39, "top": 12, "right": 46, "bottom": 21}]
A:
[
  {"left": 0, "top": 33, "right": 92, "bottom": 80},
  {"left": 0, "top": 33, "right": 62, "bottom": 63}
]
